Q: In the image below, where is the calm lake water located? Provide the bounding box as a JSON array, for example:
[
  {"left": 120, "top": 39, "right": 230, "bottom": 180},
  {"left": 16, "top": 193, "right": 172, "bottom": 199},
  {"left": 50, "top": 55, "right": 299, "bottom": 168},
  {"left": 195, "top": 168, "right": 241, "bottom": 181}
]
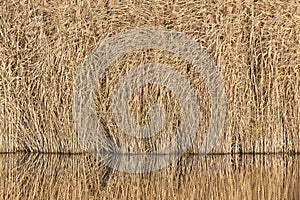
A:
[{"left": 0, "top": 153, "right": 299, "bottom": 199}]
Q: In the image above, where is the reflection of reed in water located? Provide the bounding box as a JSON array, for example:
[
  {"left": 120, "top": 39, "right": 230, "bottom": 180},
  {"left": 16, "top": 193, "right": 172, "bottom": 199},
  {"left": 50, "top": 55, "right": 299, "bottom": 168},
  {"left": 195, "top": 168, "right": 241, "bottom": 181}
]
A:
[
  {"left": 0, "top": 154, "right": 112, "bottom": 199},
  {"left": 0, "top": 154, "right": 299, "bottom": 199}
]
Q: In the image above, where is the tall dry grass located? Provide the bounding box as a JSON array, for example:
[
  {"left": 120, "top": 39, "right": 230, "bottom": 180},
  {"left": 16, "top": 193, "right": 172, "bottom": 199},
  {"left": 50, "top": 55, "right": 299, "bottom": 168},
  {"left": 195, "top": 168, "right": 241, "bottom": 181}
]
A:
[
  {"left": 0, "top": 0, "right": 299, "bottom": 153},
  {"left": 0, "top": 154, "right": 299, "bottom": 199}
]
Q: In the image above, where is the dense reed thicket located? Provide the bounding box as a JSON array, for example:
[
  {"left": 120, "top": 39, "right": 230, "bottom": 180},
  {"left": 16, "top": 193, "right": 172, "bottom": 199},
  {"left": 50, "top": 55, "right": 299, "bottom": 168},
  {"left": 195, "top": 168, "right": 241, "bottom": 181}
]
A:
[{"left": 0, "top": 0, "right": 299, "bottom": 153}]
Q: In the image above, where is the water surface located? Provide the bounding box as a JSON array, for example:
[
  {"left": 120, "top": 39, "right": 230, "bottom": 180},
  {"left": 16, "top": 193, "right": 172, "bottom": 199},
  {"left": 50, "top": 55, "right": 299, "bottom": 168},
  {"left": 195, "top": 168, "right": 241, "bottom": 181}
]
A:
[{"left": 0, "top": 153, "right": 299, "bottom": 199}]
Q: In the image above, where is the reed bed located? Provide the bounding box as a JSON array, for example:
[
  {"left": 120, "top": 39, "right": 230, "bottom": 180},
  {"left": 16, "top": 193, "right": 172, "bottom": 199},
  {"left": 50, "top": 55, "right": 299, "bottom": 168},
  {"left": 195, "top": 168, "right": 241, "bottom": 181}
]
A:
[
  {"left": 0, "top": 153, "right": 299, "bottom": 199},
  {"left": 0, "top": 0, "right": 299, "bottom": 153}
]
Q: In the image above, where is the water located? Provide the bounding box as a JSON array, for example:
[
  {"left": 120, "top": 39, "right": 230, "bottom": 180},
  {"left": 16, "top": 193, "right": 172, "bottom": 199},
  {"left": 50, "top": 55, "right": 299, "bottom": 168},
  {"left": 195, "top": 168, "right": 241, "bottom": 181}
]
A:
[{"left": 0, "top": 153, "right": 299, "bottom": 199}]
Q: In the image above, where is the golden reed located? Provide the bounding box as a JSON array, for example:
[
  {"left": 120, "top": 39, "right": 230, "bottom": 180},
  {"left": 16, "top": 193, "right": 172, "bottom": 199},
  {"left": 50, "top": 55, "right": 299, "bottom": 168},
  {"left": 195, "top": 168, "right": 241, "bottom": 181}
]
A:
[{"left": 0, "top": 0, "right": 299, "bottom": 154}]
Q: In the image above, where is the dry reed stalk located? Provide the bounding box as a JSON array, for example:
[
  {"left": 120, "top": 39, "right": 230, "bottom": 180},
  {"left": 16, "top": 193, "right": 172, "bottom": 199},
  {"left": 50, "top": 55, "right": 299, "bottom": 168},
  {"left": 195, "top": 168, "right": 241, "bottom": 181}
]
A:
[{"left": 0, "top": 0, "right": 299, "bottom": 154}]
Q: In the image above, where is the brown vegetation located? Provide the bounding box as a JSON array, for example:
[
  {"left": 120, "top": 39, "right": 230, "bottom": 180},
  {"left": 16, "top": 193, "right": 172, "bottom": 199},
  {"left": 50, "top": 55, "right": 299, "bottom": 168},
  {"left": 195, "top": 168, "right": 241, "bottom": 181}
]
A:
[{"left": 0, "top": 0, "right": 299, "bottom": 153}]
